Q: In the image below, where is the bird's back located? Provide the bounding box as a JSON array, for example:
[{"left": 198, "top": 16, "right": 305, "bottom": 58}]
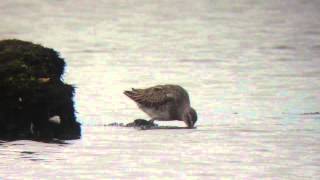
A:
[{"left": 124, "top": 84, "right": 191, "bottom": 120}]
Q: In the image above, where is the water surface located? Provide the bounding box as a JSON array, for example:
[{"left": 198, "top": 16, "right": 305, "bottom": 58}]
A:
[{"left": 0, "top": 0, "right": 319, "bottom": 179}]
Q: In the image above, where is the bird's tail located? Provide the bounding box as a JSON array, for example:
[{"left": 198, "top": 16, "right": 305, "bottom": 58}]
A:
[{"left": 124, "top": 88, "right": 143, "bottom": 102}]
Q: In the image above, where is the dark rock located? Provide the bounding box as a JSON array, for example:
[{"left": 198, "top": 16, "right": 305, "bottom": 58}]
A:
[
  {"left": 107, "top": 119, "right": 158, "bottom": 129},
  {"left": 125, "top": 119, "right": 158, "bottom": 129},
  {"left": 0, "top": 39, "right": 81, "bottom": 141}
]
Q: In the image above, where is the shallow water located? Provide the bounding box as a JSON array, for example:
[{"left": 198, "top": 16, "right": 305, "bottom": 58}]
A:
[{"left": 0, "top": 0, "right": 320, "bottom": 179}]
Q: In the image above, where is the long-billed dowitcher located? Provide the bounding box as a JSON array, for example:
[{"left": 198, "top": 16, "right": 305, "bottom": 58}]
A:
[{"left": 124, "top": 84, "right": 197, "bottom": 128}]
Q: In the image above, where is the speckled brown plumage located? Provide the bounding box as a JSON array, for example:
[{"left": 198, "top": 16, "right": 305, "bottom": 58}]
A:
[{"left": 124, "top": 84, "right": 197, "bottom": 128}]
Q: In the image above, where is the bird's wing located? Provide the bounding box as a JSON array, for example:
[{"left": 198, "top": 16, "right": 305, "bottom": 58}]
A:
[{"left": 124, "top": 87, "right": 172, "bottom": 107}]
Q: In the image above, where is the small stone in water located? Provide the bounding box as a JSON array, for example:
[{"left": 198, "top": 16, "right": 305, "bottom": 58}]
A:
[
  {"left": 107, "top": 119, "right": 158, "bottom": 129},
  {"left": 125, "top": 119, "right": 157, "bottom": 128}
]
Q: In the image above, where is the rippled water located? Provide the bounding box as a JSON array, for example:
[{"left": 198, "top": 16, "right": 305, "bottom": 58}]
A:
[{"left": 1, "top": 0, "right": 320, "bottom": 179}]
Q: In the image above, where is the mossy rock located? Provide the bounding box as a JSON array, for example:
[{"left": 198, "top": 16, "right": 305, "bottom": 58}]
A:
[
  {"left": 0, "top": 39, "right": 65, "bottom": 96},
  {"left": 0, "top": 39, "right": 81, "bottom": 141},
  {"left": 0, "top": 39, "right": 65, "bottom": 78}
]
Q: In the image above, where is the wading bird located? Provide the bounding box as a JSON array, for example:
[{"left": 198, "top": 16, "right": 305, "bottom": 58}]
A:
[{"left": 124, "top": 84, "right": 197, "bottom": 128}]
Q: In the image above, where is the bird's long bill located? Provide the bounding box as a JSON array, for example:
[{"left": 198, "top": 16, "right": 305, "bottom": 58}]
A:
[{"left": 184, "top": 118, "right": 194, "bottom": 128}]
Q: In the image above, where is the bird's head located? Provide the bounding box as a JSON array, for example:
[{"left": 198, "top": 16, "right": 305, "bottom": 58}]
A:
[{"left": 182, "top": 107, "right": 197, "bottom": 128}]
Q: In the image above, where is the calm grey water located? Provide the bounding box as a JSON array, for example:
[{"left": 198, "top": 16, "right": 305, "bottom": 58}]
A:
[{"left": 1, "top": 0, "right": 320, "bottom": 179}]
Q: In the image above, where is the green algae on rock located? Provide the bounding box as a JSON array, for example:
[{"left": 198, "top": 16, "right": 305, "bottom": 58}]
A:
[{"left": 0, "top": 39, "right": 81, "bottom": 140}]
